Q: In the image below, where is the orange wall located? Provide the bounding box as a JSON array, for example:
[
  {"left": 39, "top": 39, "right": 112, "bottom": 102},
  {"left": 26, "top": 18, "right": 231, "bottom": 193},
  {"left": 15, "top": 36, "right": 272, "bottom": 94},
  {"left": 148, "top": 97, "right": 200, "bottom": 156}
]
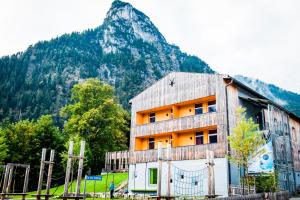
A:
[
  {"left": 177, "top": 132, "right": 195, "bottom": 146},
  {"left": 135, "top": 137, "right": 148, "bottom": 150},
  {"left": 178, "top": 104, "right": 194, "bottom": 118},
  {"left": 156, "top": 109, "right": 172, "bottom": 122}
]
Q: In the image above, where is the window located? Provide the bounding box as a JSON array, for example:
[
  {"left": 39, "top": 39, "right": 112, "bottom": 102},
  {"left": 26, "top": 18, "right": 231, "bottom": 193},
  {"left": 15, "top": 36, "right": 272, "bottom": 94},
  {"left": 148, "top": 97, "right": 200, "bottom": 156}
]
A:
[
  {"left": 149, "top": 113, "right": 156, "bottom": 123},
  {"left": 149, "top": 168, "right": 157, "bottom": 184},
  {"left": 195, "top": 104, "right": 203, "bottom": 115},
  {"left": 209, "top": 130, "right": 218, "bottom": 143},
  {"left": 149, "top": 138, "right": 155, "bottom": 149},
  {"left": 195, "top": 132, "right": 204, "bottom": 145},
  {"left": 208, "top": 101, "right": 216, "bottom": 113}
]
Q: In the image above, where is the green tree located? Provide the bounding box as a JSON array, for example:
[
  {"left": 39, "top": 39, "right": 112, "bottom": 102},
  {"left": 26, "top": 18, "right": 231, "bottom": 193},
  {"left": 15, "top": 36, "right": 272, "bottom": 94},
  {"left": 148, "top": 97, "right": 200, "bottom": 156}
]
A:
[
  {"left": 227, "top": 107, "right": 265, "bottom": 193},
  {"left": 60, "top": 78, "right": 128, "bottom": 173},
  {"left": 1, "top": 115, "right": 65, "bottom": 190},
  {"left": 0, "top": 129, "right": 8, "bottom": 164}
]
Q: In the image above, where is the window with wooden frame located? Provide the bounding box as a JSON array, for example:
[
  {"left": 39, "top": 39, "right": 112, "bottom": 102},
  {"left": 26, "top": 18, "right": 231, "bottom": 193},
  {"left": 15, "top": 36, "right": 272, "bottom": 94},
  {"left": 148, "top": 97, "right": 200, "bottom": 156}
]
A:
[
  {"left": 149, "top": 113, "right": 156, "bottom": 123},
  {"left": 195, "top": 132, "right": 204, "bottom": 145},
  {"left": 195, "top": 103, "right": 203, "bottom": 115},
  {"left": 149, "top": 138, "right": 155, "bottom": 149},
  {"left": 208, "top": 101, "right": 216, "bottom": 113},
  {"left": 209, "top": 130, "right": 218, "bottom": 143}
]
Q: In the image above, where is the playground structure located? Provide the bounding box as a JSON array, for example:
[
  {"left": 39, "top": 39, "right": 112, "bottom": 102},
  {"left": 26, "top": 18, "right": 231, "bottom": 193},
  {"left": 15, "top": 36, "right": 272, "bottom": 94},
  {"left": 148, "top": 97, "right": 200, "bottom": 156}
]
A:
[
  {"left": 0, "top": 163, "right": 30, "bottom": 200},
  {"left": 32, "top": 148, "right": 55, "bottom": 200},
  {"left": 61, "top": 140, "right": 86, "bottom": 200}
]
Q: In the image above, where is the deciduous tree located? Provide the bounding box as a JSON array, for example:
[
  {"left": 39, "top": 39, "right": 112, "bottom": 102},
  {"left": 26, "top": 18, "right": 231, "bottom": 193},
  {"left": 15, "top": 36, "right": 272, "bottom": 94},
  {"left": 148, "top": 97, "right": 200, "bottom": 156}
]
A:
[
  {"left": 227, "top": 107, "right": 265, "bottom": 193},
  {"left": 60, "top": 78, "right": 128, "bottom": 173}
]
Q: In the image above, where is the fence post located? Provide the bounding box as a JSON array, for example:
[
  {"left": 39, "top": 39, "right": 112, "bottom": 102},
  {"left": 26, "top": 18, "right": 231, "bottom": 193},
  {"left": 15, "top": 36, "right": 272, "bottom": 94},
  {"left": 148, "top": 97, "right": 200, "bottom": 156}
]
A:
[
  {"left": 167, "top": 143, "right": 172, "bottom": 197},
  {"left": 157, "top": 142, "right": 163, "bottom": 197},
  {"left": 23, "top": 166, "right": 30, "bottom": 193},
  {"left": 37, "top": 148, "right": 46, "bottom": 196},
  {"left": 63, "top": 141, "right": 74, "bottom": 197},
  {"left": 46, "top": 150, "right": 55, "bottom": 196},
  {"left": 76, "top": 140, "right": 85, "bottom": 196},
  {"left": 207, "top": 150, "right": 215, "bottom": 197}
]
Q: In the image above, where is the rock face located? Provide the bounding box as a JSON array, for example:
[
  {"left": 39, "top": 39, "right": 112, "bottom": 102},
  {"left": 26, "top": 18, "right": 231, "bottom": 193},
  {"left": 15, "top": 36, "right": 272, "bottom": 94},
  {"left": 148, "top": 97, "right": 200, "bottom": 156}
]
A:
[{"left": 0, "top": 0, "right": 299, "bottom": 121}]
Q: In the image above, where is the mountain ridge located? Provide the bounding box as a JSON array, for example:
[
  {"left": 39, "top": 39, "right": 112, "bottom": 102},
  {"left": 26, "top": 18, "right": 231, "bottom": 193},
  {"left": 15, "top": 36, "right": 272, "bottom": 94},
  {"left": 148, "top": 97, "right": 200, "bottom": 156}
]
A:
[{"left": 0, "top": 0, "right": 299, "bottom": 121}]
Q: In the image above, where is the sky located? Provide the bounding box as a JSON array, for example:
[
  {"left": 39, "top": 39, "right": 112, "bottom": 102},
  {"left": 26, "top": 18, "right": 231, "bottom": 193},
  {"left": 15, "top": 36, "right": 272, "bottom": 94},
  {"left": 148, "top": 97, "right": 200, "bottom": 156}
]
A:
[{"left": 0, "top": 0, "right": 299, "bottom": 93}]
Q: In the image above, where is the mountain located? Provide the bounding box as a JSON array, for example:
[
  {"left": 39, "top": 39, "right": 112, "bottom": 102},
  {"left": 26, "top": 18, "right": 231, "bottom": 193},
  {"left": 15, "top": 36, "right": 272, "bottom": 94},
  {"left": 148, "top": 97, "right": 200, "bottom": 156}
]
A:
[
  {"left": 0, "top": 0, "right": 299, "bottom": 121},
  {"left": 235, "top": 75, "right": 300, "bottom": 117},
  {"left": 0, "top": 0, "right": 213, "bottom": 121}
]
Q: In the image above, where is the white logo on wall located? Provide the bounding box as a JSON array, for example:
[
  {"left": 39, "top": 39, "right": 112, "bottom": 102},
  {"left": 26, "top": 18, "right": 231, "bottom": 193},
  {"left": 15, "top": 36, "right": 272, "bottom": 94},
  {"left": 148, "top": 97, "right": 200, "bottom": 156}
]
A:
[{"left": 248, "top": 141, "right": 274, "bottom": 173}]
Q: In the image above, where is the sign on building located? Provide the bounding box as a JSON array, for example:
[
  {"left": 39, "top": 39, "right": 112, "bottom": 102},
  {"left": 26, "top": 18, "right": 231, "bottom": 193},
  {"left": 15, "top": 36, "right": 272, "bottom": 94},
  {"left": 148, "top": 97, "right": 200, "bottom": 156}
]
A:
[{"left": 248, "top": 141, "right": 274, "bottom": 173}]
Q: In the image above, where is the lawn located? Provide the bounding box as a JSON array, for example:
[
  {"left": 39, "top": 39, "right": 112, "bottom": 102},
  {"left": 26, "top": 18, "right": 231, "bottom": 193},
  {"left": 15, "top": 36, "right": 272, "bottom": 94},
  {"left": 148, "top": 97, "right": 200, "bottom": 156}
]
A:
[{"left": 28, "top": 172, "right": 128, "bottom": 196}]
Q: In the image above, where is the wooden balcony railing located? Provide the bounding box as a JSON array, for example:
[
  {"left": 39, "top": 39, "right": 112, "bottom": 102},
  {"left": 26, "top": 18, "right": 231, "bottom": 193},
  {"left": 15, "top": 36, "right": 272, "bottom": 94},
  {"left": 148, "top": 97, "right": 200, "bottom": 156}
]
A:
[
  {"left": 130, "top": 142, "right": 227, "bottom": 164},
  {"left": 132, "top": 112, "right": 225, "bottom": 137}
]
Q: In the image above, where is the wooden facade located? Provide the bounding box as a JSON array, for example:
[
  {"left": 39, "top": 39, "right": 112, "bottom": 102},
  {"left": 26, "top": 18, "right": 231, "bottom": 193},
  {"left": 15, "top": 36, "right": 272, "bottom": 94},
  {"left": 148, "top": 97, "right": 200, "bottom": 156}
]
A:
[
  {"left": 105, "top": 71, "right": 300, "bottom": 188},
  {"left": 128, "top": 72, "right": 233, "bottom": 164}
]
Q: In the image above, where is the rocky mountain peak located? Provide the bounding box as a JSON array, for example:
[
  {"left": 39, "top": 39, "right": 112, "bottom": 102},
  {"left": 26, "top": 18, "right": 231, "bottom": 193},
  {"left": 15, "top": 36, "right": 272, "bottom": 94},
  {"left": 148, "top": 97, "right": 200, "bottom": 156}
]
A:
[{"left": 100, "top": 0, "right": 167, "bottom": 54}]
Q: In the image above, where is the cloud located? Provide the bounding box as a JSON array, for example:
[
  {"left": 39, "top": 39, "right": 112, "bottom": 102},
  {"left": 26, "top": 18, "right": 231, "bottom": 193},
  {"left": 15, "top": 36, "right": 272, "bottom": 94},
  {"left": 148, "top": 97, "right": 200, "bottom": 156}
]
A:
[{"left": 0, "top": 0, "right": 299, "bottom": 93}]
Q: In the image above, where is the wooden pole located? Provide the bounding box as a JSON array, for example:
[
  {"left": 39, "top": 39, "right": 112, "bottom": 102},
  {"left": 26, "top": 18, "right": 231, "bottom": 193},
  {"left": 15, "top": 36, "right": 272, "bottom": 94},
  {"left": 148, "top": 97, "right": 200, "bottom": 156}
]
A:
[
  {"left": 157, "top": 142, "right": 163, "bottom": 197},
  {"left": 2, "top": 165, "right": 9, "bottom": 194},
  {"left": 37, "top": 148, "right": 46, "bottom": 195},
  {"left": 23, "top": 166, "right": 30, "bottom": 193},
  {"left": 206, "top": 150, "right": 215, "bottom": 197},
  {"left": 166, "top": 143, "right": 172, "bottom": 197},
  {"left": 64, "top": 141, "right": 74, "bottom": 197},
  {"left": 75, "top": 140, "right": 85, "bottom": 196},
  {"left": 210, "top": 151, "right": 215, "bottom": 196},
  {"left": 6, "top": 165, "right": 14, "bottom": 193},
  {"left": 46, "top": 150, "right": 55, "bottom": 196}
]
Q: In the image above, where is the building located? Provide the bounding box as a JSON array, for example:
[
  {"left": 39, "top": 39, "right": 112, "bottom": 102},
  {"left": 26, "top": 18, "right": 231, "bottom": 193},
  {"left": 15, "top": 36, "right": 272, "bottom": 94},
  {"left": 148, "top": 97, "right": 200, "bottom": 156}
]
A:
[{"left": 105, "top": 72, "right": 300, "bottom": 197}]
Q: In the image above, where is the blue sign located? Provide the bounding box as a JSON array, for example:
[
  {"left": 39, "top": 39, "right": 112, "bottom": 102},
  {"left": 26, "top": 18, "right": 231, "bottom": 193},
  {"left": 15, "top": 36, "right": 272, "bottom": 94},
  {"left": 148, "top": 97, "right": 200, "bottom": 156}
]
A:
[{"left": 86, "top": 175, "right": 102, "bottom": 181}]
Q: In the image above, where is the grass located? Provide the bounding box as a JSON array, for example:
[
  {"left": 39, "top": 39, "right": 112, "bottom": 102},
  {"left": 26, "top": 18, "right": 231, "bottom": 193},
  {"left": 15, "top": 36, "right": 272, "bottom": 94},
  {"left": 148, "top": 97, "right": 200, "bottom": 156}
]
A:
[{"left": 27, "top": 172, "right": 128, "bottom": 196}]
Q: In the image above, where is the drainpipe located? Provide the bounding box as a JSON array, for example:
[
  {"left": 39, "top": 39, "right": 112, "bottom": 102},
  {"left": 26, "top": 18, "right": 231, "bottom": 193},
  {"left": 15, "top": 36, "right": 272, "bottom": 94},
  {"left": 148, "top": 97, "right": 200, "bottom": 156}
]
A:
[{"left": 225, "top": 78, "right": 233, "bottom": 192}]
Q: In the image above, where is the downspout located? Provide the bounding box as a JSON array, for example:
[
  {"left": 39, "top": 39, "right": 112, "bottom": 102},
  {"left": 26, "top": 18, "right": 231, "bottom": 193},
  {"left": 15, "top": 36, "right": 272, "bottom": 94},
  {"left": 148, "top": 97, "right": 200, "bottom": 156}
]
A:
[{"left": 225, "top": 78, "right": 233, "bottom": 192}]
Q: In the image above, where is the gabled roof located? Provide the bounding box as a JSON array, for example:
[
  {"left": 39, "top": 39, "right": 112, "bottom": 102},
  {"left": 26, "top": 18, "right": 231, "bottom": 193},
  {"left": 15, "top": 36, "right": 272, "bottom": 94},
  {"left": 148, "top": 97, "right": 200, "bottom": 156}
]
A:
[{"left": 224, "top": 75, "right": 300, "bottom": 122}]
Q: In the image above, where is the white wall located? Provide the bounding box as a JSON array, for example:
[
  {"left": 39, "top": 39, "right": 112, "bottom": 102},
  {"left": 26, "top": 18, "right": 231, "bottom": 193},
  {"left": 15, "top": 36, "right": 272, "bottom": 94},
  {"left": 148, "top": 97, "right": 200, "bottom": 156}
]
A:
[{"left": 128, "top": 158, "right": 229, "bottom": 197}]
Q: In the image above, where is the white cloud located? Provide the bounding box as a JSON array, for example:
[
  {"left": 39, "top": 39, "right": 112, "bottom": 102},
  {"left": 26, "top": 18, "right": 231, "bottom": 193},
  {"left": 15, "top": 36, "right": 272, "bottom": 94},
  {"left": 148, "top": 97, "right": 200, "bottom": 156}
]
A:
[{"left": 0, "top": 0, "right": 299, "bottom": 93}]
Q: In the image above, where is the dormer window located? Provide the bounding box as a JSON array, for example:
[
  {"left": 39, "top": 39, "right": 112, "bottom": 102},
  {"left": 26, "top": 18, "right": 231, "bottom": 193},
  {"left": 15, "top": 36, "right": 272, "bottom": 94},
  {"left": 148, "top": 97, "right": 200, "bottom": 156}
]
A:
[
  {"left": 208, "top": 101, "right": 216, "bottom": 113},
  {"left": 195, "top": 104, "right": 203, "bottom": 115},
  {"left": 149, "top": 113, "right": 156, "bottom": 123}
]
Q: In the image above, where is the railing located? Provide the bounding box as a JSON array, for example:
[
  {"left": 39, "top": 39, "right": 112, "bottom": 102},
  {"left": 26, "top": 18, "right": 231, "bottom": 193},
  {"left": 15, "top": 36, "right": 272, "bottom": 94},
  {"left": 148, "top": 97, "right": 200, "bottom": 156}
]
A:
[
  {"left": 130, "top": 142, "right": 226, "bottom": 163},
  {"left": 132, "top": 112, "right": 225, "bottom": 137}
]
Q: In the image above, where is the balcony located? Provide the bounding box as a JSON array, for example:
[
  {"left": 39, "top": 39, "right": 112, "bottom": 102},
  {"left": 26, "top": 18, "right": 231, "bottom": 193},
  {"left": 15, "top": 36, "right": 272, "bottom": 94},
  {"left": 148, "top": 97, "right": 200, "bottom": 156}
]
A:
[
  {"left": 130, "top": 142, "right": 227, "bottom": 164},
  {"left": 132, "top": 112, "right": 225, "bottom": 137}
]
